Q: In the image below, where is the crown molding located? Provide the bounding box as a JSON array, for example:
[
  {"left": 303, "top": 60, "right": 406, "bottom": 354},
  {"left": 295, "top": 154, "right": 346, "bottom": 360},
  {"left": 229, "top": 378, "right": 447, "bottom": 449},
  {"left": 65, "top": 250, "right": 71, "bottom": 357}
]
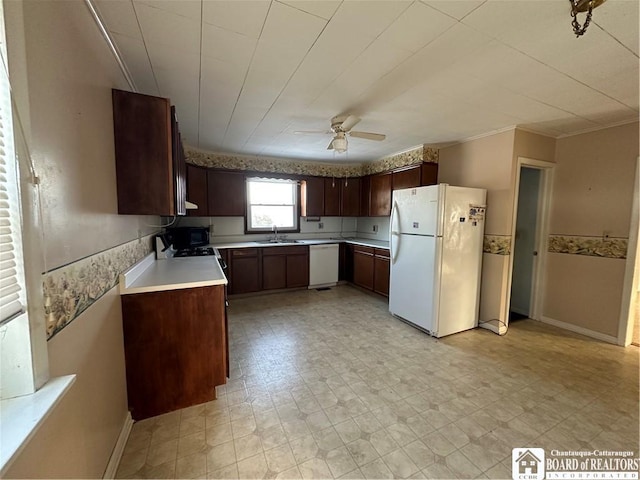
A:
[{"left": 556, "top": 118, "right": 639, "bottom": 139}]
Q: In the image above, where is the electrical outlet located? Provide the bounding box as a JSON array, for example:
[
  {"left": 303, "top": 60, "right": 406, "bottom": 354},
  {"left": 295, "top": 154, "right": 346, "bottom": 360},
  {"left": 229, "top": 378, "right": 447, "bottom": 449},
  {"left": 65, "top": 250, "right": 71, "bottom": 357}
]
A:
[
  {"left": 209, "top": 224, "right": 215, "bottom": 236},
  {"left": 373, "top": 225, "right": 378, "bottom": 233},
  {"left": 137, "top": 229, "right": 142, "bottom": 243},
  {"left": 318, "top": 222, "right": 324, "bottom": 229}
]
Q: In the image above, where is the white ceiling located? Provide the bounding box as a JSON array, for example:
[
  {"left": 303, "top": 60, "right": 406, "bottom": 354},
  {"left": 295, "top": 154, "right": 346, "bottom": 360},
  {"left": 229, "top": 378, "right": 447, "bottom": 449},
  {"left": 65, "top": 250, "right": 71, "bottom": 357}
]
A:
[{"left": 94, "top": 0, "right": 639, "bottom": 162}]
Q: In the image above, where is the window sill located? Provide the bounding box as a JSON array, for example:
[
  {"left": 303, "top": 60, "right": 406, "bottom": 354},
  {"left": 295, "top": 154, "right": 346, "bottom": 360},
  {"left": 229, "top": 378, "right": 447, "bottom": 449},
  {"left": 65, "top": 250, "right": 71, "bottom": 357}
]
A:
[{"left": 0, "top": 375, "right": 76, "bottom": 476}]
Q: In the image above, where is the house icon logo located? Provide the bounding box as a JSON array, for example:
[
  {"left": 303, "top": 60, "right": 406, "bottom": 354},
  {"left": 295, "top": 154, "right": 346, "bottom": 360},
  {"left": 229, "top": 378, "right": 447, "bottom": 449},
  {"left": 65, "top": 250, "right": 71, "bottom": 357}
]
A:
[{"left": 512, "top": 448, "right": 545, "bottom": 480}]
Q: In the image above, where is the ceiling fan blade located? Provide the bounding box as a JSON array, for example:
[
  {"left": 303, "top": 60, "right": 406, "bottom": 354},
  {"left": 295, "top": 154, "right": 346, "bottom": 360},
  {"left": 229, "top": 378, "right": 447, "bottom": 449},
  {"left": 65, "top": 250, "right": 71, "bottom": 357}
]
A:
[
  {"left": 326, "top": 139, "right": 334, "bottom": 150},
  {"left": 340, "top": 115, "right": 361, "bottom": 132},
  {"left": 294, "top": 130, "right": 332, "bottom": 135},
  {"left": 349, "top": 131, "right": 386, "bottom": 141}
]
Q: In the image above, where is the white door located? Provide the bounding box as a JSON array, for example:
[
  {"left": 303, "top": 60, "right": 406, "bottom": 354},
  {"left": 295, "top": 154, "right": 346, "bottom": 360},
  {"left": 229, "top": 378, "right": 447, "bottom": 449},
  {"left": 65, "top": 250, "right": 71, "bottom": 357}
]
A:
[
  {"left": 389, "top": 234, "right": 440, "bottom": 333},
  {"left": 392, "top": 185, "right": 442, "bottom": 236}
]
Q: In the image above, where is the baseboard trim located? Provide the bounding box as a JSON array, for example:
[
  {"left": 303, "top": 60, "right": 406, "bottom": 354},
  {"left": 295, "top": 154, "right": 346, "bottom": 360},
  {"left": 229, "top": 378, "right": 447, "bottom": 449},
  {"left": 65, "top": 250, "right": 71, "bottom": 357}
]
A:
[
  {"left": 539, "top": 316, "right": 618, "bottom": 344},
  {"left": 103, "top": 411, "right": 133, "bottom": 479}
]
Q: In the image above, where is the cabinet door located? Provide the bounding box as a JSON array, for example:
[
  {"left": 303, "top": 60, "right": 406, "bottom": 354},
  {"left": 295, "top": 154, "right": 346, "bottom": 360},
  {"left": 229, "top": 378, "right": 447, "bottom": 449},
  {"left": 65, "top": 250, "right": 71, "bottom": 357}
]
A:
[
  {"left": 229, "top": 249, "right": 260, "bottom": 294},
  {"left": 302, "top": 177, "right": 324, "bottom": 217},
  {"left": 287, "top": 253, "right": 309, "bottom": 288},
  {"left": 353, "top": 247, "right": 374, "bottom": 290},
  {"left": 208, "top": 170, "right": 246, "bottom": 216},
  {"left": 324, "top": 177, "right": 341, "bottom": 216},
  {"left": 186, "top": 164, "right": 209, "bottom": 216},
  {"left": 369, "top": 173, "right": 392, "bottom": 216},
  {"left": 360, "top": 176, "right": 371, "bottom": 217},
  {"left": 421, "top": 163, "right": 438, "bottom": 186},
  {"left": 112, "top": 89, "right": 175, "bottom": 215},
  {"left": 340, "top": 177, "right": 361, "bottom": 217},
  {"left": 392, "top": 165, "right": 421, "bottom": 191},
  {"left": 373, "top": 249, "right": 390, "bottom": 297},
  {"left": 262, "top": 254, "right": 287, "bottom": 290}
]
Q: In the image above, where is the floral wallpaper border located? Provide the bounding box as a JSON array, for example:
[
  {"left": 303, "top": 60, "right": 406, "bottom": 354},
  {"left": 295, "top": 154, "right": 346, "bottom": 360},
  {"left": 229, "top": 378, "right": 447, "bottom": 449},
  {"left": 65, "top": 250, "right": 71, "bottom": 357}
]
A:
[
  {"left": 548, "top": 235, "right": 628, "bottom": 259},
  {"left": 186, "top": 144, "right": 438, "bottom": 178},
  {"left": 483, "top": 235, "right": 512, "bottom": 255},
  {"left": 43, "top": 235, "right": 154, "bottom": 340}
]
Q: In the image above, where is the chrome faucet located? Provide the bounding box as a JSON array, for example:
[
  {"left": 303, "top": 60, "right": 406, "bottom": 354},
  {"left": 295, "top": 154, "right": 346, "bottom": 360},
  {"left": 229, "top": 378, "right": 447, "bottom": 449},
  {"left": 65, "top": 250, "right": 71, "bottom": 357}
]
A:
[{"left": 272, "top": 224, "right": 279, "bottom": 242}]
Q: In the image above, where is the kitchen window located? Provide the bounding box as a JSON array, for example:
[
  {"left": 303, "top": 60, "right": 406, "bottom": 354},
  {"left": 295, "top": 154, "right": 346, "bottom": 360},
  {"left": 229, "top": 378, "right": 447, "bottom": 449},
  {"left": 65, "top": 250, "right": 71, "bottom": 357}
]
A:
[{"left": 245, "top": 178, "right": 299, "bottom": 233}]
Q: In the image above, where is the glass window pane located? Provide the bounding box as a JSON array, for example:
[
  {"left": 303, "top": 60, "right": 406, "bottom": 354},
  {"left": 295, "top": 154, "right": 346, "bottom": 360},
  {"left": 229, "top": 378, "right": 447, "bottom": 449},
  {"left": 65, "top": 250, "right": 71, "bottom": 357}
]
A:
[
  {"left": 249, "top": 181, "right": 294, "bottom": 205},
  {"left": 250, "top": 206, "right": 296, "bottom": 229}
]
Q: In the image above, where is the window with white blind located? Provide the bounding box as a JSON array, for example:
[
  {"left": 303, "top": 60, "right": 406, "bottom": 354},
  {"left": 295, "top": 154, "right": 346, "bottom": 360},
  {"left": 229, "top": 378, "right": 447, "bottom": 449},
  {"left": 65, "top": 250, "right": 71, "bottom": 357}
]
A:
[{"left": 0, "top": 7, "right": 25, "bottom": 327}]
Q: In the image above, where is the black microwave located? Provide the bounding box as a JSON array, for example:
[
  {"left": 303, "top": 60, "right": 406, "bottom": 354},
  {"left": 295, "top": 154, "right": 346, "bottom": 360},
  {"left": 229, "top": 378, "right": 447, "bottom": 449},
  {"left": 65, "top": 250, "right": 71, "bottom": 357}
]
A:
[{"left": 167, "top": 227, "right": 209, "bottom": 250}]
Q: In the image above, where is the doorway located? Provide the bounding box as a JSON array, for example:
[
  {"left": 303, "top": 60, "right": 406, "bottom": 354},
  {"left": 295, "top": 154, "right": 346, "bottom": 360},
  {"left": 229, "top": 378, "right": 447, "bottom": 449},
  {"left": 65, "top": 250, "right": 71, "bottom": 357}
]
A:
[
  {"left": 506, "top": 157, "right": 554, "bottom": 325},
  {"left": 510, "top": 167, "right": 542, "bottom": 321},
  {"left": 509, "top": 166, "right": 541, "bottom": 322}
]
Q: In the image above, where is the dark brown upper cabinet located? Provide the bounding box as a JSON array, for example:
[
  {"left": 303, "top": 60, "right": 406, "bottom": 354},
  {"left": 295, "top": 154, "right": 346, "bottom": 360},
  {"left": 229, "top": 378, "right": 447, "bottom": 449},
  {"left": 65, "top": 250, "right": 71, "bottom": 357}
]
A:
[
  {"left": 324, "top": 177, "right": 341, "bottom": 216},
  {"left": 360, "top": 175, "right": 371, "bottom": 217},
  {"left": 186, "top": 164, "right": 209, "bottom": 216},
  {"left": 207, "top": 170, "right": 246, "bottom": 216},
  {"left": 369, "top": 172, "right": 392, "bottom": 216},
  {"left": 392, "top": 165, "right": 421, "bottom": 191},
  {"left": 340, "top": 177, "right": 361, "bottom": 217},
  {"left": 301, "top": 177, "right": 324, "bottom": 217},
  {"left": 421, "top": 162, "right": 438, "bottom": 186},
  {"left": 112, "top": 89, "right": 185, "bottom": 216}
]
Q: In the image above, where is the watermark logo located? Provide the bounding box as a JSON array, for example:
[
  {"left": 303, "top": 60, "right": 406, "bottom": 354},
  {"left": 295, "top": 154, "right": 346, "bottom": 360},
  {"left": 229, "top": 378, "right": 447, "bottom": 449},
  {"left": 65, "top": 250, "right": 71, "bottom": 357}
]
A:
[{"left": 512, "top": 448, "right": 545, "bottom": 480}]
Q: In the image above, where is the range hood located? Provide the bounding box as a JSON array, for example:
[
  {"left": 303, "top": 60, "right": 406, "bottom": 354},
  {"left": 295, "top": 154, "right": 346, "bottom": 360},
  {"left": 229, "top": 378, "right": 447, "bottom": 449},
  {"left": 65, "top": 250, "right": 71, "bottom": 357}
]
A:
[{"left": 185, "top": 200, "right": 198, "bottom": 210}]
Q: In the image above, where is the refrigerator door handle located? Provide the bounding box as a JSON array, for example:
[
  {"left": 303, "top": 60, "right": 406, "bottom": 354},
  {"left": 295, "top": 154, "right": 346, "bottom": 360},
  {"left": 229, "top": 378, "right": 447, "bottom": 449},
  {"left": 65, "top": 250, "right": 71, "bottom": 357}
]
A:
[{"left": 390, "top": 200, "right": 400, "bottom": 264}]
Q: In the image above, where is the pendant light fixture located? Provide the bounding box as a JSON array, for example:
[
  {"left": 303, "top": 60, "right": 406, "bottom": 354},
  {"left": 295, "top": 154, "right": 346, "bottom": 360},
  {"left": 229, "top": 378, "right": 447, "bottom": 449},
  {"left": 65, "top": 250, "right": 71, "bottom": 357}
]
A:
[{"left": 569, "top": 0, "right": 607, "bottom": 37}]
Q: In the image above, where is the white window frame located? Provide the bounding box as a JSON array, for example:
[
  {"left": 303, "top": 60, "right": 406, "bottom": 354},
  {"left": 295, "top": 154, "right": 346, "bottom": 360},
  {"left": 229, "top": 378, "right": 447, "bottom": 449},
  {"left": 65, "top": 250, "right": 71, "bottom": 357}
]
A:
[{"left": 245, "top": 177, "right": 299, "bottom": 233}]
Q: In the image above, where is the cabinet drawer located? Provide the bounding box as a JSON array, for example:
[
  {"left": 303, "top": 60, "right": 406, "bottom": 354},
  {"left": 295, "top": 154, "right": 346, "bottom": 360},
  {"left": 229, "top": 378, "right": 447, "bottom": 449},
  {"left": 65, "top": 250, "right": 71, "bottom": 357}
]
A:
[
  {"left": 261, "top": 245, "right": 308, "bottom": 256},
  {"left": 231, "top": 248, "right": 258, "bottom": 257},
  {"left": 374, "top": 248, "right": 390, "bottom": 259},
  {"left": 353, "top": 245, "right": 374, "bottom": 255}
]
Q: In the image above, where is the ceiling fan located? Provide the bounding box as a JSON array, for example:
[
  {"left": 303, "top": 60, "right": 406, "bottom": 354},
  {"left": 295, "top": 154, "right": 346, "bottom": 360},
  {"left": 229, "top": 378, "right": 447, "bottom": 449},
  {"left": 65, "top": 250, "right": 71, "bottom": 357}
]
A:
[{"left": 294, "top": 115, "right": 386, "bottom": 154}]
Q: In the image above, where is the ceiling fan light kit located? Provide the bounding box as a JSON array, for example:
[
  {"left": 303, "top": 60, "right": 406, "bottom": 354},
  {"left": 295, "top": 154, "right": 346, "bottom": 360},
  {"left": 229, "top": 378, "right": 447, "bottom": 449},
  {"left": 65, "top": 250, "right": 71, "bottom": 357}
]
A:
[
  {"left": 569, "top": 0, "right": 607, "bottom": 37},
  {"left": 295, "top": 114, "right": 386, "bottom": 155}
]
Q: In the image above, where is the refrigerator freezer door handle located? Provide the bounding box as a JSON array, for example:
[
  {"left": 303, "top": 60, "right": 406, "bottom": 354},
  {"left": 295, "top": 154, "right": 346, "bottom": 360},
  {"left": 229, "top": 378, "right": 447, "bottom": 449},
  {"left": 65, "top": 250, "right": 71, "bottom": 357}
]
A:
[{"left": 390, "top": 201, "right": 400, "bottom": 264}]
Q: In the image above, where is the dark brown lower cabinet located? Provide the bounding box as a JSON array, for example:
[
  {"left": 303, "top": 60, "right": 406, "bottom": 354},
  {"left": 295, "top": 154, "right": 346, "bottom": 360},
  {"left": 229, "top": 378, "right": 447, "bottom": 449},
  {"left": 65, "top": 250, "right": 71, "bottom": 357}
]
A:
[
  {"left": 373, "top": 249, "right": 390, "bottom": 297},
  {"left": 229, "top": 248, "right": 260, "bottom": 294},
  {"left": 262, "top": 246, "right": 309, "bottom": 290},
  {"left": 353, "top": 246, "right": 375, "bottom": 290},
  {"left": 121, "top": 285, "right": 227, "bottom": 420},
  {"left": 352, "top": 245, "right": 389, "bottom": 297}
]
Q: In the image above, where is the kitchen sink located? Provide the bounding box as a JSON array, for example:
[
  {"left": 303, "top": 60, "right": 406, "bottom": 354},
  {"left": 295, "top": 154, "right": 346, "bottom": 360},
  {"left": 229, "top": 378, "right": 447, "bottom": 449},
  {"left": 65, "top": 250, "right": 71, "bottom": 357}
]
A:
[{"left": 256, "top": 239, "right": 303, "bottom": 244}]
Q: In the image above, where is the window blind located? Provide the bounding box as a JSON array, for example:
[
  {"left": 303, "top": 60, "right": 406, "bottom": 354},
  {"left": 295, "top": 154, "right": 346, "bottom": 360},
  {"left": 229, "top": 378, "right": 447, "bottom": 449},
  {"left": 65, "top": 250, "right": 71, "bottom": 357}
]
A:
[{"left": 0, "top": 21, "right": 25, "bottom": 325}]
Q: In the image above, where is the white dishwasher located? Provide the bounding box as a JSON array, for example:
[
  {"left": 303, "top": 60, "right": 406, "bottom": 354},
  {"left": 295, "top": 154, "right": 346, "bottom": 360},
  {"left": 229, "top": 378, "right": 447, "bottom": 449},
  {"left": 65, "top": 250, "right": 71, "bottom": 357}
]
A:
[{"left": 309, "top": 244, "right": 339, "bottom": 288}]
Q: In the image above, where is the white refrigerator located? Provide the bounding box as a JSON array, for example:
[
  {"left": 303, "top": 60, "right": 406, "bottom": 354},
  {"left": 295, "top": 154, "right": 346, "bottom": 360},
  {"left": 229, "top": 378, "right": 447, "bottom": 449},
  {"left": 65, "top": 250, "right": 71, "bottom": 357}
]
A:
[{"left": 388, "top": 184, "right": 487, "bottom": 337}]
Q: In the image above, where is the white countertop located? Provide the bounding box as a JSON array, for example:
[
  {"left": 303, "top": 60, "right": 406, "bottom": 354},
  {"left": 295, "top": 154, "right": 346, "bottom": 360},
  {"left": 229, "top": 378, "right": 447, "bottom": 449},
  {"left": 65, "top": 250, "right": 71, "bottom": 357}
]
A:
[
  {"left": 210, "top": 237, "right": 389, "bottom": 250},
  {"left": 119, "top": 253, "right": 227, "bottom": 295}
]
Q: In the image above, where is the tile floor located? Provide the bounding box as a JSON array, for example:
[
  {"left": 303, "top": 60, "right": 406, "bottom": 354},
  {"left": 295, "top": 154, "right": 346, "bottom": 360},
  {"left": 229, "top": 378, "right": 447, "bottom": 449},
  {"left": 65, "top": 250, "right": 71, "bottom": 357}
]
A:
[{"left": 116, "top": 285, "right": 640, "bottom": 479}]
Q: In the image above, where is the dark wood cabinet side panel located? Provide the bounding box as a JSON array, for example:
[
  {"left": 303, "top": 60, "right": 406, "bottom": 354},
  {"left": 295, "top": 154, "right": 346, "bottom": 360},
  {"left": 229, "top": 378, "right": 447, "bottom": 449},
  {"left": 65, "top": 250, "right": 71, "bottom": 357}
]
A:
[
  {"left": 369, "top": 173, "right": 391, "bottom": 217},
  {"left": 421, "top": 162, "right": 438, "bottom": 186},
  {"left": 392, "top": 165, "right": 421, "bottom": 191},
  {"left": 208, "top": 170, "right": 246, "bottom": 216},
  {"left": 113, "top": 89, "right": 174, "bottom": 215},
  {"left": 121, "top": 286, "right": 226, "bottom": 420},
  {"left": 263, "top": 255, "right": 287, "bottom": 290},
  {"left": 286, "top": 254, "right": 309, "bottom": 288},
  {"left": 324, "top": 177, "right": 341, "bottom": 216},
  {"left": 186, "top": 164, "right": 209, "bottom": 216}
]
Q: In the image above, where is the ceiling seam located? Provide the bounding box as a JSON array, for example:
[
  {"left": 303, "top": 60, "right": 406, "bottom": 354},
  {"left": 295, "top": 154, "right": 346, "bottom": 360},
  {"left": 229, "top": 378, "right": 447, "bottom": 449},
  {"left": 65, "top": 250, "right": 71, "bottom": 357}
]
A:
[
  {"left": 457, "top": 17, "right": 637, "bottom": 114},
  {"left": 196, "top": 0, "right": 203, "bottom": 147},
  {"left": 275, "top": 0, "right": 336, "bottom": 22},
  {"left": 592, "top": 21, "right": 639, "bottom": 59},
  {"left": 254, "top": 0, "right": 416, "bottom": 155},
  {"left": 130, "top": 0, "right": 161, "bottom": 96},
  {"left": 221, "top": 0, "right": 274, "bottom": 148},
  {"left": 239, "top": 4, "right": 340, "bottom": 154}
]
